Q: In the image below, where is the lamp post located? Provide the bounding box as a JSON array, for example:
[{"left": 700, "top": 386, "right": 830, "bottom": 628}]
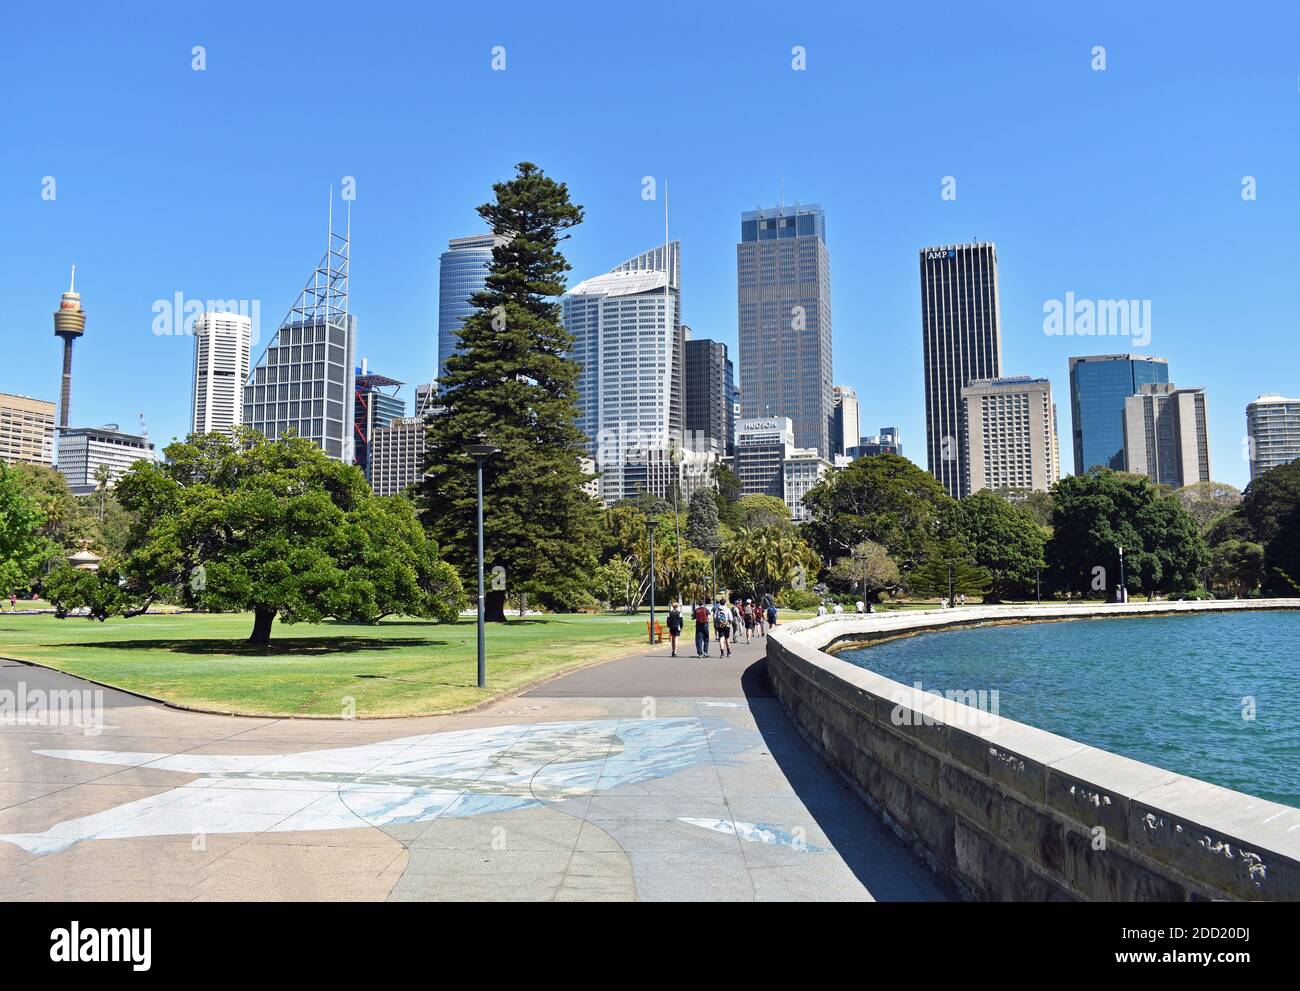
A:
[
  {"left": 463, "top": 437, "right": 500, "bottom": 688},
  {"left": 647, "top": 519, "right": 657, "bottom": 644},
  {"left": 1117, "top": 545, "right": 1126, "bottom": 604}
]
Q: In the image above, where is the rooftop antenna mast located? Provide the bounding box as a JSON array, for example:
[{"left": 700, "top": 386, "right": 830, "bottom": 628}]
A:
[{"left": 245, "top": 190, "right": 351, "bottom": 388}]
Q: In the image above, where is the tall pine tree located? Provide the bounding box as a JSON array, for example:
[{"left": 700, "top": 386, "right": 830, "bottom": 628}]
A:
[{"left": 423, "top": 162, "right": 599, "bottom": 621}]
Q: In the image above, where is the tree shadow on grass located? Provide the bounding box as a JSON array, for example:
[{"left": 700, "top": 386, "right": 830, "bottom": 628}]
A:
[
  {"left": 323, "top": 618, "right": 553, "bottom": 628},
  {"left": 47, "top": 637, "right": 449, "bottom": 657}
]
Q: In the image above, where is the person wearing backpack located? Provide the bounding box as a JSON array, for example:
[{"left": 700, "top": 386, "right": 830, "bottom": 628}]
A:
[
  {"left": 713, "top": 600, "right": 732, "bottom": 657},
  {"left": 693, "top": 601, "right": 711, "bottom": 657}
]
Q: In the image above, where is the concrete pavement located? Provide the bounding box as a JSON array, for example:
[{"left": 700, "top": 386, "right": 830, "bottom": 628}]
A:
[{"left": 0, "top": 625, "right": 954, "bottom": 901}]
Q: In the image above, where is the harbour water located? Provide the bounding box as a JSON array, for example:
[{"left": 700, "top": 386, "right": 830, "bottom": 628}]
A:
[{"left": 838, "top": 610, "right": 1300, "bottom": 808}]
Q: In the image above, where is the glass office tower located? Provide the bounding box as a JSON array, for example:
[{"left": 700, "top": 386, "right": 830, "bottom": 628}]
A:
[
  {"left": 1068, "top": 354, "right": 1169, "bottom": 475},
  {"left": 437, "top": 234, "right": 500, "bottom": 387},
  {"left": 737, "top": 203, "right": 833, "bottom": 458}
]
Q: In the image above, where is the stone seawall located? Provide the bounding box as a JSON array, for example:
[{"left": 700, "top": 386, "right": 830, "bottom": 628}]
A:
[{"left": 766, "top": 600, "right": 1300, "bottom": 901}]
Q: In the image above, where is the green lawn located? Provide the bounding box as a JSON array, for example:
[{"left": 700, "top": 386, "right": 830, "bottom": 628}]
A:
[{"left": 0, "top": 611, "right": 660, "bottom": 717}]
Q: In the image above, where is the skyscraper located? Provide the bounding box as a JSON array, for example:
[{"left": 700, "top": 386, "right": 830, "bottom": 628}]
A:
[
  {"left": 244, "top": 206, "right": 356, "bottom": 463},
  {"left": 57, "top": 424, "right": 155, "bottom": 495},
  {"left": 1068, "top": 354, "right": 1170, "bottom": 475},
  {"left": 684, "top": 335, "right": 733, "bottom": 455},
  {"left": 369, "top": 417, "right": 426, "bottom": 496},
  {"left": 52, "top": 265, "right": 84, "bottom": 433},
  {"left": 1245, "top": 394, "right": 1300, "bottom": 481},
  {"left": 737, "top": 203, "right": 832, "bottom": 458},
  {"left": 920, "top": 243, "right": 1002, "bottom": 498},
  {"left": 734, "top": 417, "right": 796, "bottom": 499},
  {"left": 0, "top": 393, "right": 55, "bottom": 466},
  {"left": 353, "top": 362, "right": 406, "bottom": 481},
  {"left": 832, "top": 385, "right": 860, "bottom": 457},
  {"left": 191, "top": 311, "right": 252, "bottom": 437},
  {"left": 437, "top": 234, "right": 502, "bottom": 387},
  {"left": 564, "top": 242, "right": 703, "bottom": 505},
  {"left": 848, "top": 427, "right": 902, "bottom": 459},
  {"left": 1122, "top": 383, "right": 1211, "bottom": 487},
  {"left": 962, "top": 377, "right": 1060, "bottom": 493}
]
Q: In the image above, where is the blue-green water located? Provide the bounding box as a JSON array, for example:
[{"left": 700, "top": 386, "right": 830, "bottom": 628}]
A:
[{"left": 838, "top": 611, "right": 1300, "bottom": 808}]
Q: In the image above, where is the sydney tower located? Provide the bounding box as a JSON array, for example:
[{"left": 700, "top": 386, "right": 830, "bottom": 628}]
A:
[{"left": 52, "top": 265, "right": 85, "bottom": 429}]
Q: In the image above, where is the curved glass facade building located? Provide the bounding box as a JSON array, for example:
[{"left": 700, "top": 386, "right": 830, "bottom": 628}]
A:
[
  {"left": 1068, "top": 354, "right": 1169, "bottom": 475},
  {"left": 437, "top": 234, "right": 499, "bottom": 387}
]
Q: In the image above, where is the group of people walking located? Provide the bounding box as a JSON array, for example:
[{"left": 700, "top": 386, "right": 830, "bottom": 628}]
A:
[{"left": 664, "top": 595, "right": 777, "bottom": 659}]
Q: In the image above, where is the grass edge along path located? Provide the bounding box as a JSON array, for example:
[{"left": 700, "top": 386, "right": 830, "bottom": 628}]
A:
[{"left": 0, "top": 612, "right": 668, "bottom": 719}]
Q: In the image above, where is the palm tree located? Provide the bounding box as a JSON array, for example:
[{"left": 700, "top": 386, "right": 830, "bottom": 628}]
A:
[{"left": 93, "top": 463, "right": 113, "bottom": 522}]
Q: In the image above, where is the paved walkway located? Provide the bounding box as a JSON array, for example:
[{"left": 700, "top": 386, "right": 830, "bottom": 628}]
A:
[{"left": 0, "top": 626, "right": 954, "bottom": 901}]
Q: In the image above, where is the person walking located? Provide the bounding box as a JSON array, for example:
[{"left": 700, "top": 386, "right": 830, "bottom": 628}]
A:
[
  {"left": 817, "top": 602, "right": 828, "bottom": 617},
  {"left": 832, "top": 601, "right": 844, "bottom": 614},
  {"left": 762, "top": 592, "right": 777, "bottom": 630},
  {"left": 666, "top": 602, "right": 684, "bottom": 657},
  {"left": 693, "top": 601, "right": 711, "bottom": 658},
  {"left": 743, "top": 600, "right": 756, "bottom": 641},
  {"left": 714, "top": 599, "right": 732, "bottom": 657},
  {"left": 731, "top": 599, "right": 745, "bottom": 640}
]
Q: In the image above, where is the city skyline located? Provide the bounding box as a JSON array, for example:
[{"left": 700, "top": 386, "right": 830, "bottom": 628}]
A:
[{"left": 5, "top": 4, "right": 1299, "bottom": 489}]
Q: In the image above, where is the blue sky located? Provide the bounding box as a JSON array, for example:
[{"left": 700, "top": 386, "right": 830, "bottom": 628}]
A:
[{"left": 3, "top": 0, "right": 1297, "bottom": 488}]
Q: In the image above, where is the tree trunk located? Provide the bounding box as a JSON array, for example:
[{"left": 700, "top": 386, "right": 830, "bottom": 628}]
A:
[
  {"left": 484, "top": 588, "right": 508, "bottom": 623},
  {"left": 249, "top": 607, "right": 275, "bottom": 645},
  {"left": 518, "top": 591, "right": 527, "bottom": 618}
]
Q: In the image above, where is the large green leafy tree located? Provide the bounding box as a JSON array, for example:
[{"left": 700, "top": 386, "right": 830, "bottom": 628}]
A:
[
  {"left": 1046, "top": 470, "right": 1208, "bottom": 598},
  {"left": 43, "top": 431, "right": 464, "bottom": 644},
  {"left": 0, "top": 463, "right": 56, "bottom": 595},
  {"left": 827, "top": 539, "right": 900, "bottom": 603},
  {"left": 802, "top": 453, "right": 951, "bottom": 573},
  {"left": 1238, "top": 459, "right": 1300, "bottom": 594},
  {"left": 1175, "top": 480, "right": 1242, "bottom": 535},
  {"left": 1209, "top": 540, "right": 1265, "bottom": 598},
  {"left": 943, "top": 490, "right": 1047, "bottom": 601},
  {"left": 10, "top": 463, "right": 98, "bottom": 557},
  {"left": 422, "top": 162, "right": 599, "bottom": 621}
]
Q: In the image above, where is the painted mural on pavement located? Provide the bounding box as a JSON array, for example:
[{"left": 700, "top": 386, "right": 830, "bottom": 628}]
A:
[{"left": 2, "top": 717, "right": 759, "bottom": 856}]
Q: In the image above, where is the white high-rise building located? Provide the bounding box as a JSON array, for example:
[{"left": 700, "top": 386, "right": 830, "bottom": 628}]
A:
[
  {"left": 962, "top": 377, "right": 1060, "bottom": 493},
  {"left": 57, "top": 424, "right": 155, "bottom": 495},
  {"left": 191, "top": 312, "right": 252, "bottom": 437},
  {"left": 832, "top": 385, "right": 860, "bottom": 458},
  {"left": 369, "top": 417, "right": 426, "bottom": 497},
  {"left": 734, "top": 416, "right": 828, "bottom": 520},
  {"left": 1122, "top": 383, "right": 1211, "bottom": 488},
  {"left": 1246, "top": 394, "right": 1300, "bottom": 481},
  {"left": 563, "top": 242, "right": 691, "bottom": 505}
]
